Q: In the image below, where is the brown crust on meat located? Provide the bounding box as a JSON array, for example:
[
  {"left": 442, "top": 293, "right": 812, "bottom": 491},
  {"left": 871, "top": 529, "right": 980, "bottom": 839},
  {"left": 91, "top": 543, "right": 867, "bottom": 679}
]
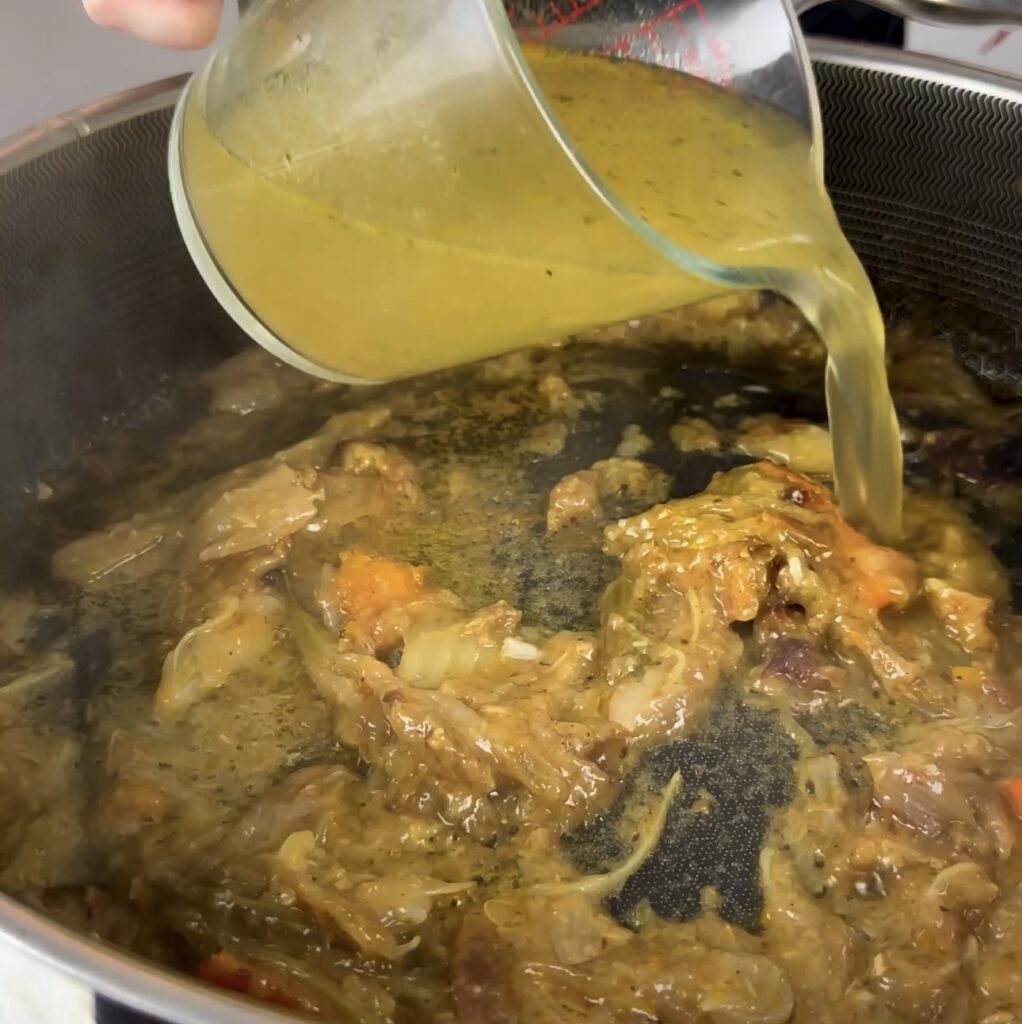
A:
[{"left": 451, "top": 913, "right": 519, "bottom": 1024}]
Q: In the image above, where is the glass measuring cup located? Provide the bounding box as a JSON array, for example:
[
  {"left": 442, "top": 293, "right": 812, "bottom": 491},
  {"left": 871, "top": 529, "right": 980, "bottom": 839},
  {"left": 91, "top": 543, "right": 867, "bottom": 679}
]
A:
[{"left": 168, "top": 0, "right": 820, "bottom": 384}]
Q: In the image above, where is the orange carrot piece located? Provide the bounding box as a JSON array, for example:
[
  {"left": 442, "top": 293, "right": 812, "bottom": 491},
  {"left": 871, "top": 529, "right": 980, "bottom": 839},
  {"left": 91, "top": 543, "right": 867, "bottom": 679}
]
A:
[
  {"left": 199, "top": 952, "right": 321, "bottom": 1014},
  {"left": 333, "top": 552, "right": 425, "bottom": 625},
  {"left": 998, "top": 777, "right": 1022, "bottom": 819}
]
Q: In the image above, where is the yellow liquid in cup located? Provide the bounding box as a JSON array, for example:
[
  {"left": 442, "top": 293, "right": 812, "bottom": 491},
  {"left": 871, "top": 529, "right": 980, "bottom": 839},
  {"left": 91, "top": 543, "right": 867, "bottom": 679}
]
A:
[{"left": 179, "top": 47, "right": 902, "bottom": 540}]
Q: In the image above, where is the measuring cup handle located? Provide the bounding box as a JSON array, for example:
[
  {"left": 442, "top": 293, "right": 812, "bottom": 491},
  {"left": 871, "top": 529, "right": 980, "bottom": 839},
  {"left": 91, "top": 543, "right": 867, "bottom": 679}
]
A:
[{"left": 793, "top": 0, "right": 1022, "bottom": 26}]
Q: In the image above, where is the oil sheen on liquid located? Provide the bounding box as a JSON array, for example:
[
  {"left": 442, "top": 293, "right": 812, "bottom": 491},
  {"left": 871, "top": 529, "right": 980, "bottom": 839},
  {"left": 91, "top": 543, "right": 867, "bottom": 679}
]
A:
[{"left": 179, "top": 47, "right": 902, "bottom": 540}]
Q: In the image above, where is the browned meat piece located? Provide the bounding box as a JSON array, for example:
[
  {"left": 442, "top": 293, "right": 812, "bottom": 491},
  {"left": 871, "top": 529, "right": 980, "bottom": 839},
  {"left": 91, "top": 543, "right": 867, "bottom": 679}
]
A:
[
  {"left": 923, "top": 578, "right": 996, "bottom": 653},
  {"left": 547, "top": 459, "right": 670, "bottom": 534},
  {"left": 764, "top": 637, "right": 835, "bottom": 693},
  {"left": 600, "top": 462, "right": 922, "bottom": 735},
  {"left": 736, "top": 415, "right": 833, "bottom": 475},
  {"left": 188, "top": 464, "right": 323, "bottom": 562},
  {"left": 547, "top": 470, "right": 601, "bottom": 533},
  {"left": 450, "top": 913, "right": 518, "bottom": 1024}
]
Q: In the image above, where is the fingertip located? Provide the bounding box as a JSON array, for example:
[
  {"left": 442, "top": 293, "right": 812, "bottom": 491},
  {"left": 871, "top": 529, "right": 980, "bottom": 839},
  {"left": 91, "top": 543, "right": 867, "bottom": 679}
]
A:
[
  {"left": 82, "top": 0, "right": 222, "bottom": 50},
  {"left": 82, "top": 0, "right": 119, "bottom": 29}
]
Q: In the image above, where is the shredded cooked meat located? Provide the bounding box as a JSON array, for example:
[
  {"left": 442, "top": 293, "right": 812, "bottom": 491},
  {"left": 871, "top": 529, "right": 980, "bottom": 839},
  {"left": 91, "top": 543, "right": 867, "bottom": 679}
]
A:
[
  {"left": 735, "top": 415, "right": 834, "bottom": 475},
  {"left": 1, "top": 319, "right": 1021, "bottom": 1024}
]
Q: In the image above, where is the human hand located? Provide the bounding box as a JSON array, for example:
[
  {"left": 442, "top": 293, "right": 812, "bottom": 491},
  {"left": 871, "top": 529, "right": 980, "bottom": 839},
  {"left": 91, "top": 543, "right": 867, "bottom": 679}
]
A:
[{"left": 83, "top": 0, "right": 224, "bottom": 49}]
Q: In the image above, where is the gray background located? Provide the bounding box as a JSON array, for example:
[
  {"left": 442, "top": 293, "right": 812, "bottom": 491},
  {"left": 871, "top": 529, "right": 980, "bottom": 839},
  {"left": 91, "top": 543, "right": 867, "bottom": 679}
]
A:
[{"left": 0, "top": 2, "right": 236, "bottom": 140}]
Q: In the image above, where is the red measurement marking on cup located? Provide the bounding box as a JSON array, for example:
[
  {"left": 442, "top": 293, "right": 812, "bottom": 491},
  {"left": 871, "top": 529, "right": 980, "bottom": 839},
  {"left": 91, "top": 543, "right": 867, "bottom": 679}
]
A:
[
  {"left": 512, "top": 0, "right": 733, "bottom": 86},
  {"left": 980, "top": 28, "right": 1013, "bottom": 55},
  {"left": 601, "top": 1, "right": 732, "bottom": 86},
  {"left": 518, "top": 0, "right": 607, "bottom": 41},
  {"left": 601, "top": 0, "right": 704, "bottom": 54}
]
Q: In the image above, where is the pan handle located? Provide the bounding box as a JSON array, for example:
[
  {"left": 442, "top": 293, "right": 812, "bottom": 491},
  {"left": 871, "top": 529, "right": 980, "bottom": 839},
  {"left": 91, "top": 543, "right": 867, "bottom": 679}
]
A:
[{"left": 793, "top": 0, "right": 1022, "bottom": 26}]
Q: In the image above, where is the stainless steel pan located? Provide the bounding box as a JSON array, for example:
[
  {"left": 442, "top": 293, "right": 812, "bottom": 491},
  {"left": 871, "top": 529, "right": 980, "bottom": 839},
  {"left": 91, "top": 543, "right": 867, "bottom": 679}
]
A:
[{"left": 0, "top": 37, "right": 1021, "bottom": 1024}]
